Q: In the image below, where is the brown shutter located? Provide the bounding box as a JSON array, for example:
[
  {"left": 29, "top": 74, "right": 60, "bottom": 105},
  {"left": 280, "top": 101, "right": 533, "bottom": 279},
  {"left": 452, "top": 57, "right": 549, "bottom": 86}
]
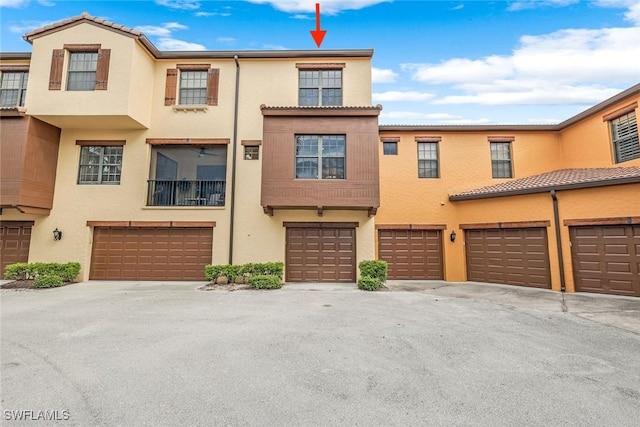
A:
[
  {"left": 95, "top": 48, "right": 111, "bottom": 90},
  {"left": 207, "top": 68, "right": 219, "bottom": 106},
  {"left": 49, "top": 49, "right": 65, "bottom": 90},
  {"left": 165, "top": 68, "right": 177, "bottom": 106}
]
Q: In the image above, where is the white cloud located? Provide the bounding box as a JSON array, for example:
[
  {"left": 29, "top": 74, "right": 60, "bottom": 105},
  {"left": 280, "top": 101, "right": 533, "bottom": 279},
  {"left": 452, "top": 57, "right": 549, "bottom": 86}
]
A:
[
  {"left": 246, "top": 0, "right": 390, "bottom": 15},
  {"left": 372, "top": 67, "right": 398, "bottom": 83},
  {"left": 155, "top": 0, "right": 200, "bottom": 10},
  {"left": 452, "top": 4, "right": 464, "bottom": 11},
  {"left": 507, "top": 0, "right": 579, "bottom": 11},
  {"left": 380, "top": 110, "right": 492, "bottom": 125},
  {"left": 373, "top": 91, "right": 435, "bottom": 102},
  {"left": 195, "top": 11, "right": 231, "bottom": 17},
  {"left": 136, "top": 23, "right": 187, "bottom": 37},
  {"left": 216, "top": 37, "right": 236, "bottom": 45},
  {"left": 9, "top": 20, "right": 54, "bottom": 33},
  {"left": 594, "top": 0, "right": 640, "bottom": 25},
  {"left": 157, "top": 38, "right": 206, "bottom": 51},
  {"left": 403, "top": 23, "right": 640, "bottom": 105},
  {"left": 0, "top": 0, "right": 28, "bottom": 7}
]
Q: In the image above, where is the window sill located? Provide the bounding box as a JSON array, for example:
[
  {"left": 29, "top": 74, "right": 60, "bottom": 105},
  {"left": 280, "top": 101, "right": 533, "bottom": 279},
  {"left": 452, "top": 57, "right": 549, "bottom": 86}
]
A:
[{"left": 172, "top": 105, "right": 208, "bottom": 113}]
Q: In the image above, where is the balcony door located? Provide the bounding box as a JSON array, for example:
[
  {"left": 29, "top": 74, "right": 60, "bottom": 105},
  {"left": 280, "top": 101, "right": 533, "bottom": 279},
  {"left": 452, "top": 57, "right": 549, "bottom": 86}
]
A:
[{"left": 154, "top": 153, "right": 178, "bottom": 205}]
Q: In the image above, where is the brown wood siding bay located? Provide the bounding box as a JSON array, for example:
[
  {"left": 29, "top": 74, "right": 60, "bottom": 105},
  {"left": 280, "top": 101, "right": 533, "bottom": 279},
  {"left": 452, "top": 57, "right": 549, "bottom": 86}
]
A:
[
  {"left": 89, "top": 227, "right": 213, "bottom": 280},
  {"left": 378, "top": 229, "right": 444, "bottom": 280},
  {"left": 286, "top": 226, "right": 356, "bottom": 282},
  {"left": 465, "top": 228, "right": 551, "bottom": 288},
  {"left": 261, "top": 115, "right": 380, "bottom": 209},
  {"left": 0, "top": 117, "right": 60, "bottom": 211},
  {"left": 570, "top": 225, "right": 640, "bottom": 297},
  {"left": 0, "top": 222, "right": 32, "bottom": 275}
]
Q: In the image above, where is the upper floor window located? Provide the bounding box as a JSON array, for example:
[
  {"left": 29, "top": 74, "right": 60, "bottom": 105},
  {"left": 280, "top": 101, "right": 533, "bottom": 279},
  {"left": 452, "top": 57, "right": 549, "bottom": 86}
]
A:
[
  {"left": 383, "top": 142, "right": 398, "bottom": 155},
  {"left": 164, "top": 66, "right": 219, "bottom": 107},
  {"left": 417, "top": 142, "right": 439, "bottom": 178},
  {"left": 490, "top": 141, "right": 513, "bottom": 178},
  {"left": 299, "top": 70, "right": 342, "bottom": 106},
  {"left": 68, "top": 52, "right": 98, "bottom": 91},
  {"left": 77, "top": 144, "right": 124, "bottom": 184},
  {"left": 610, "top": 111, "right": 639, "bottom": 163},
  {"left": 295, "top": 135, "right": 345, "bottom": 179},
  {"left": 48, "top": 45, "right": 110, "bottom": 91},
  {"left": 179, "top": 70, "right": 208, "bottom": 105},
  {"left": 0, "top": 71, "right": 28, "bottom": 107}
]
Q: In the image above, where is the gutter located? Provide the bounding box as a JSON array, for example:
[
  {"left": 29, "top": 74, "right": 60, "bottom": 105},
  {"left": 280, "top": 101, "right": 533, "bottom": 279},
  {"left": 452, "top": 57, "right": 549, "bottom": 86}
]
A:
[
  {"left": 550, "top": 190, "right": 566, "bottom": 292},
  {"left": 229, "top": 55, "right": 240, "bottom": 264}
]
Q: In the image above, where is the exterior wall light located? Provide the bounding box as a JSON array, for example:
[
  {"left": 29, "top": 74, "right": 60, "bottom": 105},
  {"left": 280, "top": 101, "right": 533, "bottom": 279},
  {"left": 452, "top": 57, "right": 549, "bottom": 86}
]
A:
[
  {"left": 450, "top": 230, "right": 456, "bottom": 242},
  {"left": 53, "top": 228, "right": 62, "bottom": 241}
]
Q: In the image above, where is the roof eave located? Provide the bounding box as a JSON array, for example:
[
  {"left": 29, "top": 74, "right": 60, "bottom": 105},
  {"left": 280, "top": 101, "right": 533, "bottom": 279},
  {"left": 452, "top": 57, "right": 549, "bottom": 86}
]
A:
[{"left": 449, "top": 176, "right": 640, "bottom": 201}]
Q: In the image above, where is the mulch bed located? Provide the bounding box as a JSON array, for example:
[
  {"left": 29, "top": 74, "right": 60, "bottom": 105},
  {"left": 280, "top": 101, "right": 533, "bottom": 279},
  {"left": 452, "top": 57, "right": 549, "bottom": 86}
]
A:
[
  {"left": 1, "top": 280, "right": 73, "bottom": 289},
  {"left": 199, "top": 283, "right": 252, "bottom": 291}
]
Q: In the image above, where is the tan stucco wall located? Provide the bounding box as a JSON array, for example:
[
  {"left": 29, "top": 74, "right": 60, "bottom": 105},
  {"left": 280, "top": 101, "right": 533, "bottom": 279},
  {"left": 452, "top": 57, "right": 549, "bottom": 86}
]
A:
[
  {"left": 559, "top": 94, "right": 640, "bottom": 168},
  {"left": 25, "top": 23, "right": 152, "bottom": 128}
]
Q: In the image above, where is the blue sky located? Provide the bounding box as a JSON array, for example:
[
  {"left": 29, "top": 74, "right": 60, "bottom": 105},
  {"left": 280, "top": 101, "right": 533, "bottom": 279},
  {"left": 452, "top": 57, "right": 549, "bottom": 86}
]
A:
[{"left": 1, "top": 0, "right": 639, "bottom": 125}]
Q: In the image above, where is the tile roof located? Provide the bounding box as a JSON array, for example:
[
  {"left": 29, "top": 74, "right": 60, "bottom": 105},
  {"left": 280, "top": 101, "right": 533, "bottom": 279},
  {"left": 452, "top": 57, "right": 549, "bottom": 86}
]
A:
[
  {"left": 449, "top": 167, "right": 640, "bottom": 200},
  {"left": 23, "top": 12, "right": 142, "bottom": 41}
]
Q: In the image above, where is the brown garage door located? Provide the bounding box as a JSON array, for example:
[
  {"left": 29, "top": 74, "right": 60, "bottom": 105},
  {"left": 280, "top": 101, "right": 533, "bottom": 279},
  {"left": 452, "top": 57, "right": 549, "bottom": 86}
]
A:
[
  {"left": 0, "top": 222, "right": 33, "bottom": 275},
  {"left": 378, "top": 229, "right": 443, "bottom": 280},
  {"left": 465, "top": 227, "right": 551, "bottom": 288},
  {"left": 570, "top": 225, "right": 639, "bottom": 297},
  {"left": 90, "top": 227, "right": 213, "bottom": 280},
  {"left": 286, "top": 225, "right": 356, "bottom": 282}
]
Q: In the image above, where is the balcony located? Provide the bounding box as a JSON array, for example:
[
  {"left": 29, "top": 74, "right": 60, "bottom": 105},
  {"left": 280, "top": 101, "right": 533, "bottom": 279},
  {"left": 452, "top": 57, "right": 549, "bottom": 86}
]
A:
[{"left": 147, "top": 180, "right": 225, "bottom": 207}]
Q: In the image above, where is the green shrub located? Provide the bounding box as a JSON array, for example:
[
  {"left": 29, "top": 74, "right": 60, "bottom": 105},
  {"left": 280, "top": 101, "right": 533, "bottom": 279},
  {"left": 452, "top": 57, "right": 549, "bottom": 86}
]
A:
[
  {"left": 33, "top": 274, "right": 64, "bottom": 288},
  {"left": 247, "top": 275, "right": 282, "bottom": 289},
  {"left": 4, "top": 262, "right": 80, "bottom": 282},
  {"left": 4, "top": 263, "right": 29, "bottom": 280},
  {"left": 359, "top": 260, "right": 388, "bottom": 284},
  {"left": 206, "top": 262, "right": 285, "bottom": 283},
  {"left": 358, "top": 276, "right": 382, "bottom": 291}
]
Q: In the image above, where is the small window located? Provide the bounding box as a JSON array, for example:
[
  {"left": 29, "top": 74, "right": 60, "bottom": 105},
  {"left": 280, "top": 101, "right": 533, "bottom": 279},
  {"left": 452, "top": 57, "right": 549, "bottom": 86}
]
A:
[
  {"left": 244, "top": 146, "right": 259, "bottom": 160},
  {"left": 299, "top": 70, "right": 342, "bottom": 106},
  {"left": 78, "top": 146, "right": 123, "bottom": 184},
  {"left": 295, "top": 135, "right": 345, "bottom": 179},
  {"left": 383, "top": 142, "right": 398, "bottom": 155},
  {"left": 179, "top": 70, "right": 208, "bottom": 105},
  {"left": 490, "top": 142, "right": 512, "bottom": 178},
  {"left": 67, "top": 52, "right": 98, "bottom": 91},
  {"left": 610, "top": 111, "right": 640, "bottom": 163},
  {"left": 418, "top": 142, "right": 438, "bottom": 178},
  {"left": 0, "top": 71, "right": 28, "bottom": 107}
]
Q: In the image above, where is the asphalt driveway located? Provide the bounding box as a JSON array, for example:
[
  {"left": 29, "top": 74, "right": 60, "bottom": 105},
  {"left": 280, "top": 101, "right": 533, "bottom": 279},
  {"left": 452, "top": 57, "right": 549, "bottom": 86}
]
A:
[{"left": 1, "top": 281, "right": 639, "bottom": 426}]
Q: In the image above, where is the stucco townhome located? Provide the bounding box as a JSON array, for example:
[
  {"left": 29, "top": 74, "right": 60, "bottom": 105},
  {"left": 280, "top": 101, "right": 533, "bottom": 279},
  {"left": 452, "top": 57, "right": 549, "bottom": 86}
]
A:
[{"left": 0, "top": 14, "right": 639, "bottom": 297}]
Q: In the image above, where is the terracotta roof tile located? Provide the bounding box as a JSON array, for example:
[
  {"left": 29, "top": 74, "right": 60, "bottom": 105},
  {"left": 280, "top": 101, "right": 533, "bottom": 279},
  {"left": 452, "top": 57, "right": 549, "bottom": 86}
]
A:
[
  {"left": 450, "top": 167, "right": 640, "bottom": 200},
  {"left": 24, "top": 12, "right": 141, "bottom": 41}
]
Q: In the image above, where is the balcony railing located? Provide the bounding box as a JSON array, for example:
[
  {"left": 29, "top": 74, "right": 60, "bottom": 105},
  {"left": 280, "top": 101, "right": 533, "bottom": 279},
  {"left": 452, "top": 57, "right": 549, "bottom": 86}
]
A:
[{"left": 147, "top": 180, "right": 225, "bottom": 207}]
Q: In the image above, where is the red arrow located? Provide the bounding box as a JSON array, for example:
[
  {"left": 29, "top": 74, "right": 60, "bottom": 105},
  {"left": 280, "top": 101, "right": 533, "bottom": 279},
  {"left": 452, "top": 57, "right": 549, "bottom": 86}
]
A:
[{"left": 310, "top": 3, "right": 326, "bottom": 48}]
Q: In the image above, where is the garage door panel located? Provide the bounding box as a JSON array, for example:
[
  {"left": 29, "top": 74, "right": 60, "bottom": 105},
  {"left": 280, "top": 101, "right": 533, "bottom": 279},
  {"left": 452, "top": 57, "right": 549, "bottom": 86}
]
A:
[
  {"left": 465, "top": 227, "right": 551, "bottom": 289},
  {"left": 90, "top": 227, "right": 212, "bottom": 280},
  {"left": 570, "top": 225, "right": 639, "bottom": 297},
  {"left": 286, "top": 226, "right": 355, "bottom": 282},
  {"left": 378, "top": 229, "right": 443, "bottom": 280}
]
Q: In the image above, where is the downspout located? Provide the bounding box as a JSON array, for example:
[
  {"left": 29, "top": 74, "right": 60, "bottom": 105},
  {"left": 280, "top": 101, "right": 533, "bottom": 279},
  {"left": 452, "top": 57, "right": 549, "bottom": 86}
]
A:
[
  {"left": 228, "top": 55, "right": 240, "bottom": 264},
  {"left": 550, "top": 190, "right": 566, "bottom": 292}
]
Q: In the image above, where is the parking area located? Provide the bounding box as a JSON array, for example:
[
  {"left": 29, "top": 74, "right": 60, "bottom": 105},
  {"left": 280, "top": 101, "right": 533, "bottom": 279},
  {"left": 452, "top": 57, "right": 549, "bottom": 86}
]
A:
[{"left": 1, "top": 281, "right": 639, "bottom": 426}]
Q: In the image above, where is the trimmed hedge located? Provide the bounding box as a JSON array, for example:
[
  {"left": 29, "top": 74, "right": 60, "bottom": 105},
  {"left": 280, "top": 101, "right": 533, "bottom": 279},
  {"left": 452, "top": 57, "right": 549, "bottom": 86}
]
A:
[
  {"left": 359, "top": 260, "right": 388, "bottom": 284},
  {"left": 357, "top": 276, "right": 382, "bottom": 291},
  {"left": 33, "top": 274, "right": 64, "bottom": 288},
  {"left": 205, "top": 262, "right": 284, "bottom": 283},
  {"left": 4, "top": 262, "right": 80, "bottom": 282},
  {"left": 247, "top": 275, "right": 282, "bottom": 289}
]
